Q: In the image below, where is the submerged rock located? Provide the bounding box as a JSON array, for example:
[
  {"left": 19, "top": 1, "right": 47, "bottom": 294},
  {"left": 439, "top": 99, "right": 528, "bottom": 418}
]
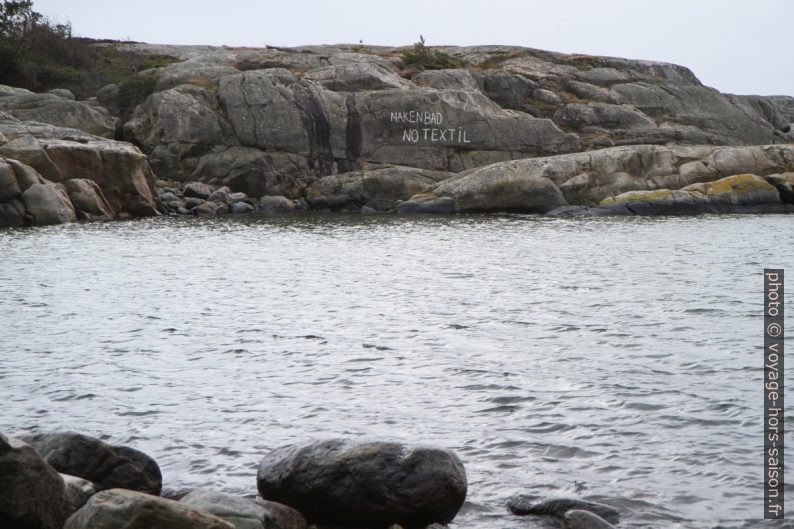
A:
[
  {"left": 507, "top": 495, "right": 620, "bottom": 524},
  {"left": 0, "top": 433, "right": 69, "bottom": 529},
  {"left": 256, "top": 439, "right": 467, "bottom": 528},
  {"left": 65, "top": 489, "right": 234, "bottom": 529},
  {"left": 21, "top": 432, "right": 162, "bottom": 496},
  {"left": 564, "top": 509, "right": 615, "bottom": 529}
]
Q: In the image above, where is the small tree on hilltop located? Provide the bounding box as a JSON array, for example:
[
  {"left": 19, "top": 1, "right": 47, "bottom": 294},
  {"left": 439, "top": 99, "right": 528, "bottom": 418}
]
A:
[{"left": 401, "top": 35, "right": 463, "bottom": 71}]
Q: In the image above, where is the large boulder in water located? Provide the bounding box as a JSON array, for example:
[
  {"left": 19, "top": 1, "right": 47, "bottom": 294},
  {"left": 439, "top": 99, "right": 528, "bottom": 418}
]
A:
[
  {"left": 64, "top": 489, "right": 234, "bottom": 529},
  {"left": 0, "top": 433, "right": 69, "bottom": 529},
  {"left": 21, "top": 432, "right": 163, "bottom": 496},
  {"left": 256, "top": 439, "right": 467, "bottom": 528}
]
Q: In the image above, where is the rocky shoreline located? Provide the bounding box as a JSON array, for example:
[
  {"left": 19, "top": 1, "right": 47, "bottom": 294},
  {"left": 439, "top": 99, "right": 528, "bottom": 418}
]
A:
[
  {"left": 0, "top": 41, "right": 792, "bottom": 227},
  {"left": 1, "top": 431, "right": 622, "bottom": 529}
]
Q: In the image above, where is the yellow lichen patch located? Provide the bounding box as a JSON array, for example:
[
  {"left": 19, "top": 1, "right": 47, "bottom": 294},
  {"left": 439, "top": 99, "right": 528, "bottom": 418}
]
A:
[
  {"left": 704, "top": 173, "right": 776, "bottom": 197},
  {"left": 600, "top": 189, "right": 676, "bottom": 206},
  {"left": 701, "top": 173, "right": 780, "bottom": 205}
]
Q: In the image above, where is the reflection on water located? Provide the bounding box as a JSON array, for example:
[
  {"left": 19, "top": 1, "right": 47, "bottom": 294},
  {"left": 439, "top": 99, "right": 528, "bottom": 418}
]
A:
[{"left": 0, "top": 213, "right": 792, "bottom": 528}]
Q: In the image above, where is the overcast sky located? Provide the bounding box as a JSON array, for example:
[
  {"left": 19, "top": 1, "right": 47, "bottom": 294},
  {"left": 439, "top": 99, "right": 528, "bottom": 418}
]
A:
[{"left": 34, "top": 0, "right": 794, "bottom": 96}]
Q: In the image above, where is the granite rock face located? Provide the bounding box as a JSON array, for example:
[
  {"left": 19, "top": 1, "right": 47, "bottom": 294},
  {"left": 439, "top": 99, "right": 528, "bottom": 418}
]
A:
[
  {"left": 107, "top": 42, "right": 794, "bottom": 208},
  {"left": 3, "top": 41, "right": 794, "bottom": 218},
  {"left": 256, "top": 439, "right": 467, "bottom": 528}
]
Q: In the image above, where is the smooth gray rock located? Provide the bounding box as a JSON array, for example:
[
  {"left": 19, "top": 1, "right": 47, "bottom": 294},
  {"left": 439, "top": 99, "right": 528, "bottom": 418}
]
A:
[
  {"left": 256, "top": 439, "right": 467, "bottom": 528},
  {"left": 184, "top": 197, "right": 206, "bottom": 209},
  {"left": 0, "top": 433, "right": 69, "bottom": 529},
  {"left": 192, "top": 203, "right": 216, "bottom": 217},
  {"left": 207, "top": 189, "right": 230, "bottom": 204},
  {"left": 191, "top": 147, "right": 311, "bottom": 199},
  {"left": 47, "top": 89, "right": 76, "bottom": 100},
  {"left": 181, "top": 490, "right": 273, "bottom": 529},
  {"left": 184, "top": 181, "right": 215, "bottom": 199},
  {"left": 21, "top": 182, "right": 77, "bottom": 225},
  {"left": 64, "top": 489, "right": 234, "bottom": 529},
  {"left": 303, "top": 62, "right": 412, "bottom": 92},
  {"left": 415, "top": 69, "right": 482, "bottom": 92},
  {"left": 506, "top": 495, "right": 619, "bottom": 524},
  {"left": 180, "top": 489, "right": 308, "bottom": 529},
  {"left": 564, "top": 509, "right": 615, "bottom": 529},
  {"left": 395, "top": 196, "right": 455, "bottom": 214},
  {"left": 0, "top": 88, "right": 115, "bottom": 138},
  {"left": 427, "top": 162, "right": 569, "bottom": 213},
  {"left": 228, "top": 192, "right": 251, "bottom": 204},
  {"left": 61, "top": 474, "right": 97, "bottom": 514},
  {"left": 230, "top": 201, "right": 254, "bottom": 214},
  {"left": 0, "top": 198, "right": 25, "bottom": 226},
  {"left": 64, "top": 178, "right": 116, "bottom": 221},
  {"left": 258, "top": 195, "right": 296, "bottom": 214},
  {"left": 306, "top": 166, "right": 452, "bottom": 210},
  {"left": 21, "top": 432, "right": 162, "bottom": 496}
]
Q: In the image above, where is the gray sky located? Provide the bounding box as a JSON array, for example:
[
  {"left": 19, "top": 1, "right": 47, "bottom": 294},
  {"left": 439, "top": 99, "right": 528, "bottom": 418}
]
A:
[{"left": 35, "top": 0, "right": 794, "bottom": 96}]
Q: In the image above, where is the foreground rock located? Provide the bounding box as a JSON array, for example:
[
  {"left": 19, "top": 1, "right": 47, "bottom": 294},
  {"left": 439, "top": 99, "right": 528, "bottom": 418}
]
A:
[
  {"left": 65, "top": 489, "right": 233, "bottom": 529},
  {"left": 22, "top": 432, "right": 162, "bottom": 495},
  {"left": 256, "top": 439, "right": 467, "bottom": 528},
  {"left": 401, "top": 144, "right": 794, "bottom": 213},
  {"left": 507, "top": 495, "right": 620, "bottom": 524},
  {"left": 181, "top": 489, "right": 308, "bottom": 529},
  {"left": 0, "top": 433, "right": 69, "bottom": 529}
]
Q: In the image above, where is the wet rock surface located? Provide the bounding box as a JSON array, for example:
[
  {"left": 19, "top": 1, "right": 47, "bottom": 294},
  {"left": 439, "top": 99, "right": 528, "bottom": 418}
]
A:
[
  {"left": 0, "top": 434, "right": 69, "bottom": 529},
  {"left": 256, "top": 439, "right": 467, "bottom": 528},
  {"left": 507, "top": 495, "right": 620, "bottom": 524},
  {"left": 21, "top": 432, "right": 162, "bottom": 496}
]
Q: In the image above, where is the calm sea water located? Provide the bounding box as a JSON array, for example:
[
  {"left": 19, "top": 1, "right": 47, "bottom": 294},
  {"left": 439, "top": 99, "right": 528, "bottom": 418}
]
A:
[{"left": 0, "top": 213, "right": 792, "bottom": 529}]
